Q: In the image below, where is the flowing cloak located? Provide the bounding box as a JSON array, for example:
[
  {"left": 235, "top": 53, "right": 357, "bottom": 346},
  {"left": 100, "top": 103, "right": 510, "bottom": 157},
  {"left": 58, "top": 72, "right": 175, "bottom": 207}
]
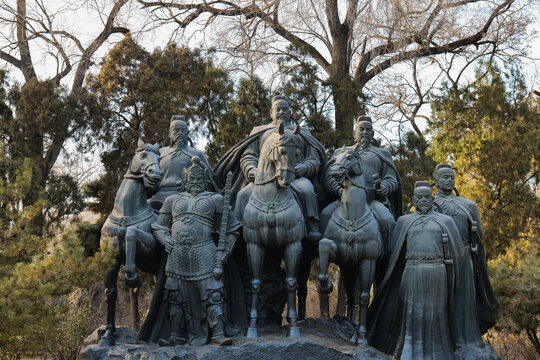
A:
[
  {"left": 138, "top": 196, "right": 246, "bottom": 343},
  {"left": 434, "top": 194, "right": 498, "bottom": 334},
  {"left": 213, "top": 123, "right": 327, "bottom": 206},
  {"left": 367, "top": 211, "right": 483, "bottom": 354},
  {"left": 323, "top": 145, "right": 403, "bottom": 220}
]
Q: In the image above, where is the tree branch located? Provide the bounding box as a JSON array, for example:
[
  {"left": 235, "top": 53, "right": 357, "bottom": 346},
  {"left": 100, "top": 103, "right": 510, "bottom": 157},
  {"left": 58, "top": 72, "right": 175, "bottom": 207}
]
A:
[
  {"left": 138, "top": 0, "right": 331, "bottom": 71},
  {"left": 359, "top": 0, "right": 514, "bottom": 86},
  {"left": 71, "top": 0, "right": 130, "bottom": 92}
]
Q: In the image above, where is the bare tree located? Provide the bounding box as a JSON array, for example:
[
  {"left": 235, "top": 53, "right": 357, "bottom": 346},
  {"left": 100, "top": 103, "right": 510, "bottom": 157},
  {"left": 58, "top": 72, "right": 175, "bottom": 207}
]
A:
[
  {"left": 0, "top": 0, "right": 130, "bottom": 193},
  {"left": 138, "top": 0, "right": 532, "bottom": 140}
]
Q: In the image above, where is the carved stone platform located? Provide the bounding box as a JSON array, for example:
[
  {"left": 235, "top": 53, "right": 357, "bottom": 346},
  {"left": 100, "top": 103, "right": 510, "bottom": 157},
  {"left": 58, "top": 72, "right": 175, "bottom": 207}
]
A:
[
  {"left": 81, "top": 317, "right": 500, "bottom": 360},
  {"left": 81, "top": 318, "right": 389, "bottom": 360}
]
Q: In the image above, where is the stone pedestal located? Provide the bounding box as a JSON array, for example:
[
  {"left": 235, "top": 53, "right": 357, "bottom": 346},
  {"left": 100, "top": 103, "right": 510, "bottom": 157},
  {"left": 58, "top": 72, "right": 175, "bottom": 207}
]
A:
[{"left": 81, "top": 318, "right": 389, "bottom": 360}]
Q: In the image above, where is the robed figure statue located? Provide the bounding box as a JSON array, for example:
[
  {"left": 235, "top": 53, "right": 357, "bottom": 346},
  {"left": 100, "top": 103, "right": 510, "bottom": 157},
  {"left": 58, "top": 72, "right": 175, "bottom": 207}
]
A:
[
  {"left": 367, "top": 181, "right": 484, "bottom": 359},
  {"left": 433, "top": 164, "right": 498, "bottom": 334}
]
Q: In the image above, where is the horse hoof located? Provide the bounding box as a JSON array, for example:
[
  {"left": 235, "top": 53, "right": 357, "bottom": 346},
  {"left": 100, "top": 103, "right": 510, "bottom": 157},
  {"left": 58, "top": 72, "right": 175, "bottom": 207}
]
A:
[
  {"left": 246, "top": 327, "right": 258, "bottom": 339},
  {"left": 349, "top": 332, "right": 358, "bottom": 346},
  {"left": 357, "top": 338, "right": 368, "bottom": 347},
  {"left": 125, "top": 272, "right": 141, "bottom": 288},
  {"left": 318, "top": 279, "right": 333, "bottom": 294},
  {"left": 98, "top": 333, "right": 115, "bottom": 347},
  {"left": 287, "top": 326, "right": 301, "bottom": 338}
]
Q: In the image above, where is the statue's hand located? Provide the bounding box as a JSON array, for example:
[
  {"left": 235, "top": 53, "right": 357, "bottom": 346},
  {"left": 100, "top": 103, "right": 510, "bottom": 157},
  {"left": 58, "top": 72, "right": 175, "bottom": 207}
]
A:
[
  {"left": 294, "top": 163, "right": 308, "bottom": 178},
  {"left": 247, "top": 168, "right": 257, "bottom": 182},
  {"left": 338, "top": 187, "right": 343, "bottom": 198},
  {"left": 164, "top": 238, "right": 174, "bottom": 253},
  {"left": 213, "top": 265, "right": 224, "bottom": 280},
  {"left": 377, "top": 183, "right": 389, "bottom": 198}
]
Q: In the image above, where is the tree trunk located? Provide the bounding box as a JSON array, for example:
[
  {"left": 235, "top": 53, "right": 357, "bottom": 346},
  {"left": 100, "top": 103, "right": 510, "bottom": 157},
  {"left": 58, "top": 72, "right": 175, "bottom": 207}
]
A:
[
  {"left": 336, "top": 271, "right": 346, "bottom": 316},
  {"left": 130, "top": 287, "right": 140, "bottom": 331},
  {"left": 330, "top": 78, "right": 362, "bottom": 146},
  {"left": 318, "top": 290, "right": 329, "bottom": 320}
]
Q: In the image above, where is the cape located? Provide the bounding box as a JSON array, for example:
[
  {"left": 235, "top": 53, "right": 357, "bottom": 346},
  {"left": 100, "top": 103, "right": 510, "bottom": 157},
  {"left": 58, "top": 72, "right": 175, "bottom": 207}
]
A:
[
  {"left": 367, "top": 211, "right": 481, "bottom": 353},
  {"left": 434, "top": 194, "right": 498, "bottom": 334},
  {"left": 213, "top": 123, "right": 326, "bottom": 206}
]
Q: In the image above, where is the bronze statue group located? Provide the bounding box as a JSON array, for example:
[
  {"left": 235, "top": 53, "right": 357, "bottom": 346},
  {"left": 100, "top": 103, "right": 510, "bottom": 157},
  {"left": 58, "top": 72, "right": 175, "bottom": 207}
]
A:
[{"left": 98, "top": 96, "right": 498, "bottom": 359}]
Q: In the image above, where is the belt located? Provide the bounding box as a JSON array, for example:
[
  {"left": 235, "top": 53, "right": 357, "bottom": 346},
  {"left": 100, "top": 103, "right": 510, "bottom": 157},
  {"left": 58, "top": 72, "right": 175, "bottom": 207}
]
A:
[{"left": 406, "top": 258, "right": 444, "bottom": 265}]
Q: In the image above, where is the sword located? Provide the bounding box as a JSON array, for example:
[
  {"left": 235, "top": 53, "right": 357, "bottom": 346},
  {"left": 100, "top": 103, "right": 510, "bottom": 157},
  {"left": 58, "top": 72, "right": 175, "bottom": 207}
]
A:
[{"left": 216, "top": 171, "right": 234, "bottom": 267}]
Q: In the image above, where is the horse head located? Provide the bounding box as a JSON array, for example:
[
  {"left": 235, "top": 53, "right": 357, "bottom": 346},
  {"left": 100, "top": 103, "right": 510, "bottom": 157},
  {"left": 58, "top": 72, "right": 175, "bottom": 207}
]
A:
[
  {"left": 127, "top": 139, "right": 162, "bottom": 189},
  {"left": 266, "top": 123, "right": 304, "bottom": 188},
  {"left": 329, "top": 147, "right": 363, "bottom": 185}
]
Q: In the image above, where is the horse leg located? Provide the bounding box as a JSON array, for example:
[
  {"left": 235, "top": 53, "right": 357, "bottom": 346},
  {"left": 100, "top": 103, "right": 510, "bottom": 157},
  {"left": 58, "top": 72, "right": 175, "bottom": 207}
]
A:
[
  {"left": 296, "top": 243, "right": 313, "bottom": 321},
  {"left": 341, "top": 269, "right": 357, "bottom": 322},
  {"left": 124, "top": 226, "right": 142, "bottom": 288},
  {"left": 318, "top": 238, "right": 336, "bottom": 294},
  {"left": 355, "top": 258, "right": 376, "bottom": 347},
  {"left": 98, "top": 261, "right": 121, "bottom": 346},
  {"left": 246, "top": 242, "right": 265, "bottom": 338},
  {"left": 284, "top": 241, "right": 302, "bottom": 338}
]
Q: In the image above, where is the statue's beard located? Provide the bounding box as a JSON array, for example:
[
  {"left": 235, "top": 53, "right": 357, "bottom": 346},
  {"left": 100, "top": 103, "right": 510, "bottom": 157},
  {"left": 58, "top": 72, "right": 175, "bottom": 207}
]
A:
[
  {"left": 174, "top": 136, "right": 186, "bottom": 149},
  {"left": 358, "top": 136, "right": 371, "bottom": 149},
  {"left": 415, "top": 202, "right": 432, "bottom": 214}
]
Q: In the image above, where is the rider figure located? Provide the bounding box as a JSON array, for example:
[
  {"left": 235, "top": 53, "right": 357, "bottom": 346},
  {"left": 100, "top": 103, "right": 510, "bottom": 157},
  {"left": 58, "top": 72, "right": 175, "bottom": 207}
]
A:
[
  {"left": 323, "top": 116, "right": 402, "bottom": 284},
  {"left": 236, "top": 96, "right": 324, "bottom": 242},
  {"left": 150, "top": 115, "right": 214, "bottom": 209}
]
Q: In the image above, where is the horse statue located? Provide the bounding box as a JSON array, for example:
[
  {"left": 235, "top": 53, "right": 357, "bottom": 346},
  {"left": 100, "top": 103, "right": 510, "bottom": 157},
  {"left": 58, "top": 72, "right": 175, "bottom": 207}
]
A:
[
  {"left": 243, "top": 123, "right": 305, "bottom": 338},
  {"left": 318, "top": 147, "right": 382, "bottom": 346},
  {"left": 99, "top": 139, "right": 163, "bottom": 346}
]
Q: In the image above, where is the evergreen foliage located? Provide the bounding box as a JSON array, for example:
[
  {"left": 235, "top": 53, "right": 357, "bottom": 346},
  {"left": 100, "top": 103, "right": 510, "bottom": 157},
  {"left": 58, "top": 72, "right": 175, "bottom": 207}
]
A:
[
  {"left": 429, "top": 63, "right": 540, "bottom": 256},
  {"left": 205, "top": 76, "right": 271, "bottom": 164},
  {"left": 276, "top": 47, "right": 338, "bottom": 150},
  {"left": 490, "top": 233, "right": 540, "bottom": 355},
  {"left": 390, "top": 131, "right": 437, "bottom": 208}
]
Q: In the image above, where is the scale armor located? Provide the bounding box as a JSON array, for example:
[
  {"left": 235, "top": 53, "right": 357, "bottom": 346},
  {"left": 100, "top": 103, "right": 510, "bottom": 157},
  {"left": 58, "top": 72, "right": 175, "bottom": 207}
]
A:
[{"left": 165, "top": 193, "right": 218, "bottom": 280}]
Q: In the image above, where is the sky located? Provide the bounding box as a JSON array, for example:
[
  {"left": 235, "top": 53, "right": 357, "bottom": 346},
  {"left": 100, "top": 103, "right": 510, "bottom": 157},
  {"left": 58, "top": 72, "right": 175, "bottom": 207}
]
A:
[{"left": 1, "top": 0, "right": 539, "bottom": 181}]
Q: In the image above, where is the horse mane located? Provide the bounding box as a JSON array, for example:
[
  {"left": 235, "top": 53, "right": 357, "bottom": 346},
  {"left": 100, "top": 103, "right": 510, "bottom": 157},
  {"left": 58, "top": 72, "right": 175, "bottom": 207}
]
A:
[
  {"left": 136, "top": 142, "right": 160, "bottom": 155},
  {"left": 273, "top": 128, "right": 304, "bottom": 149}
]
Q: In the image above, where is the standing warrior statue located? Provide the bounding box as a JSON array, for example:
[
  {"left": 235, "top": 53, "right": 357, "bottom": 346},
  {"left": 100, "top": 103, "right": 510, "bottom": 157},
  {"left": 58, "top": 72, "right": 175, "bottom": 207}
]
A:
[
  {"left": 151, "top": 157, "right": 240, "bottom": 346},
  {"left": 433, "top": 164, "right": 498, "bottom": 335}
]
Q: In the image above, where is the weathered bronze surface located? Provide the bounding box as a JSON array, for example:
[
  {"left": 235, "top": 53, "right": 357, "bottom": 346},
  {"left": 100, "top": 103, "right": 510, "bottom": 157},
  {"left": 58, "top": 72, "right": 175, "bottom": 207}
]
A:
[
  {"left": 99, "top": 140, "right": 163, "bottom": 347},
  {"left": 150, "top": 157, "right": 240, "bottom": 346},
  {"left": 433, "top": 164, "right": 498, "bottom": 335},
  {"left": 318, "top": 147, "right": 382, "bottom": 346},
  {"left": 367, "top": 181, "right": 487, "bottom": 358}
]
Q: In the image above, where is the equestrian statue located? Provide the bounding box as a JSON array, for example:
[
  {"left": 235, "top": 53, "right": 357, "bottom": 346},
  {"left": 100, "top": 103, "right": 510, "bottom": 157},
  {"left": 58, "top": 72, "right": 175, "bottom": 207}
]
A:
[
  {"left": 99, "top": 140, "right": 163, "bottom": 346},
  {"left": 318, "top": 147, "right": 382, "bottom": 346}
]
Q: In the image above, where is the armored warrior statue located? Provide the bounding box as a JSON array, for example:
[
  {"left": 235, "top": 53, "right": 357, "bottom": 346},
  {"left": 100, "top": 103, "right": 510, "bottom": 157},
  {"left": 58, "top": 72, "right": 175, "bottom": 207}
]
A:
[
  {"left": 151, "top": 157, "right": 240, "bottom": 346},
  {"left": 433, "top": 164, "right": 497, "bottom": 335},
  {"left": 368, "top": 181, "right": 484, "bottom": 359},
  {"left": 150, "top": 115, "right": 215, "bottom": 209}
]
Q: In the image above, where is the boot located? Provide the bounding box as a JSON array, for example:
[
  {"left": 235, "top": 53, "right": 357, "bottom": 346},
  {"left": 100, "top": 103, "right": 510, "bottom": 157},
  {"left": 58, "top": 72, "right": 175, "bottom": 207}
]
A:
[
  {"left": 158, "top": 333, "right": 187, "bottom": 347},
  {"left": 159, "top": 303, "right": 188, "bottom": 346},
  {"left": 210, "top": 317, "right": 232, "bottom": 346}
]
